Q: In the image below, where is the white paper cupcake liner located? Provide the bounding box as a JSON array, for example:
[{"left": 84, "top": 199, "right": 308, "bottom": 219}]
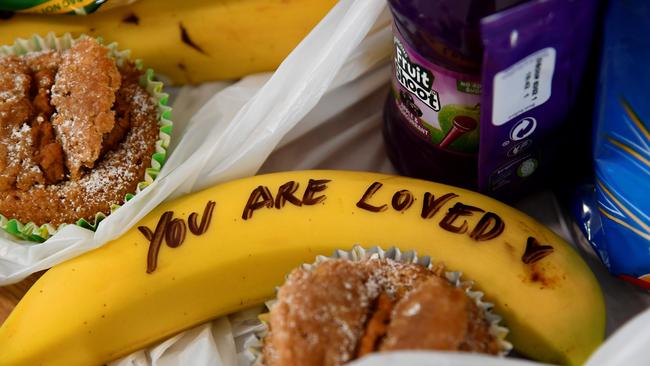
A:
[{"left": 246, "top": 245, "right": 513, "bottom": 365}]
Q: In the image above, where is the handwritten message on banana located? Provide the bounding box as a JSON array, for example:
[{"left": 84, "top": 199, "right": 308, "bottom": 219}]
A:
[{"left": 139, "top": 178, "right": 552, "bottom": 273}]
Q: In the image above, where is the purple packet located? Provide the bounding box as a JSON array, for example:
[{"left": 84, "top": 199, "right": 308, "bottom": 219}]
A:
[{"left": 478, "top": 0, "right": 598, "bottom": 199}]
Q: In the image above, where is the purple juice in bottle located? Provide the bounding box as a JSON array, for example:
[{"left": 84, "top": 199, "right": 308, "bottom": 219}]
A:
[{"left": 383, "top": 0, "right": 523, "bottom": 190}]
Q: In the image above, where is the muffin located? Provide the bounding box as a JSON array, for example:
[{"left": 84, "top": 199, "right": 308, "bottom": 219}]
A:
[
  {"left": 260, "top": 248, "right": 509, "bottom": 366},
  {"left": 0, "top": 34, "right": 171, "bottom": 241}
]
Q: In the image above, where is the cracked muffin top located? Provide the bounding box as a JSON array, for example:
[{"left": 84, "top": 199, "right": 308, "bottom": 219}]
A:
[
  {"left": 0, "top": 38, "right": 159, "bottom": 227},
  {"left": 262, "top": 258, "right": 501, "bottom": 366}
]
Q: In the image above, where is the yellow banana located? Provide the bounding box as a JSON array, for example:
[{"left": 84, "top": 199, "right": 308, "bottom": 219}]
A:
[
  {"left": 0, "top": 171, "right": 604, "bottom": 366},
  {"left": 0, "top": 0, "right": 337, "bottom": 84}
]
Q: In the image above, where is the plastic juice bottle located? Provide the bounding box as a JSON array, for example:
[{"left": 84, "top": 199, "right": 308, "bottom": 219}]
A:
[{"left": 383, "top": 0, "right": 523, "bottom": 190}]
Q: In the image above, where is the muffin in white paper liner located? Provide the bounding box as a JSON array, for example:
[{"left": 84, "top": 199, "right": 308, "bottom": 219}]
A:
[{"left": 245, "top": 245, "right": 512, "bottom": 365}]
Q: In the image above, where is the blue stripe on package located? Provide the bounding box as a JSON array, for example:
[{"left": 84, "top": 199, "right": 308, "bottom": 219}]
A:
[{"left": 575, "top": 0, "right": 650, "bottom": 289}]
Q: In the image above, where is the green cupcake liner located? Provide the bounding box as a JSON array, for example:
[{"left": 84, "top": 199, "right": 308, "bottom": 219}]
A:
[{"left": 0, "top": 33, "right": 173, "bottom": 243}]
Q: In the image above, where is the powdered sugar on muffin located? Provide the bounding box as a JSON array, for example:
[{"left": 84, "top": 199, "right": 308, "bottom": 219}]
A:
[
  {"left": 0, "top": 38, "right": 160, "bottom": 227},
  {"left": 51, "top": 39, "right": 121, "bottom": 180}
]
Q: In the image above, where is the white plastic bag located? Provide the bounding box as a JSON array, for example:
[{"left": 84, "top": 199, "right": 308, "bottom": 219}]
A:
[
  {"left": 584, "top": 306, "right": 650, "bottom": 366},
  {"left": 0, "top": 0, "right": 390, "bottom": 285},
  {"left": 347, "top": 352, "right": 550, "bottom": 366}
]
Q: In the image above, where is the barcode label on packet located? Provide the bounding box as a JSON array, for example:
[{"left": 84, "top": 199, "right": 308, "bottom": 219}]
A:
[{"left": 492, "top": 47, "right": 556, "bottom": 126}]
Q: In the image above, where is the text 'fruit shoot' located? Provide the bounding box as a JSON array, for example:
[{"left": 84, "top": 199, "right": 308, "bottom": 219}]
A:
[{"left": 394, "top": 38, "right": 440, "bottom": 111}]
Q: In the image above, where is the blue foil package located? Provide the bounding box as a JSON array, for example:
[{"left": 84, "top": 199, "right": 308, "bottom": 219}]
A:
[{"left": 574, "top": 0, "right": 650, "bottom": 289}]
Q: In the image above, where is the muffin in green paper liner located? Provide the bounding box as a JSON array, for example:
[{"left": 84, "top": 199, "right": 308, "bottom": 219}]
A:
[
  {"left": 247, "top": 246, "right": 512, "bottom": 366},
  {"left": 0, "top": 33, "right": 172, "bottom": 242}
]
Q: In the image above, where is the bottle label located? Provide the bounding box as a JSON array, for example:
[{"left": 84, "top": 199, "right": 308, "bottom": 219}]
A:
[
  {"left": 391, "top": 24, "right": 482, "bottom": 154},
  {"left": 492, "top": 47, "right": 556, "bottom": 126}
]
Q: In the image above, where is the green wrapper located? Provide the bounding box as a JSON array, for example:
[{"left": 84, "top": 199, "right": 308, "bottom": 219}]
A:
[
  {"left": 0, "top": 33, "right": 172, "bottom": 242},
  {"left": 0, "top": 0, "right": 132, "bottom": 15}
]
